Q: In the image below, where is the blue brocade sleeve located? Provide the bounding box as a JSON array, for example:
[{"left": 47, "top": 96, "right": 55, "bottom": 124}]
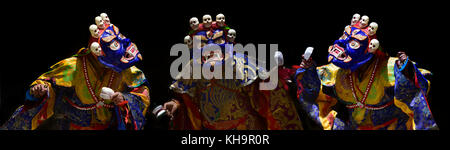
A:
[
  {"left": 394, "top": 61, "right": 437, "bottom": 130},
  {"left": 294, "top": 65, "right": 322, "bottom": 126}
]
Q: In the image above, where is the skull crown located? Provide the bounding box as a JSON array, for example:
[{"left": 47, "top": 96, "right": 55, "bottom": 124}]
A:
[
  {"left": 349, "top": 13, "right": 378, "bottom": 36},
  {"left": 90, "top": 12, "right": 112, "bottom": 38},
  {"left": 88, "top": 12, "right": 113, "bottom": 56},
  {"left": 185, "top": 13, "right": 237, "bottom": 44},
  {"left": 348, "top": 13, "right": 381, "bottom": 53}
]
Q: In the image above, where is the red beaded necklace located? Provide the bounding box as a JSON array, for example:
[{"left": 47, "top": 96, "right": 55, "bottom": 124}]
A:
[
  {"left": 82, "top": 56, "right": 115, "bottom": 109},
  {"left": 346, "top": 58, "right": 379, "bottom": 109}
]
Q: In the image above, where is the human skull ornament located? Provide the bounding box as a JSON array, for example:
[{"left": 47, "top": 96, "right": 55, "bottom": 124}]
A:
[
  {"left": 216, "top": 13, "right": 225, "bottom": 27},
  {"left": 184, "top": 35, "right": 193, "bottom": 48},
  {"left": 360, "top": 15, "right": 369, "bottom": 28},
  {"left": 90, "top": 42, "right": 102, "bottom": 56},
  {"left": 368, "top": 22, "right": 378, "bottom": 36},
  {"left": 190, "top": 17, "right": 199, "bottom": 30},
  {"left": 184, "top": 35, "right": 192, "bottom": 44},
  {"left": 89, "top": 24, "right": 99, "bottom": 38},
  {"left": 368, "top": 39, "right": 380, "bottom": 53},
  {"left": 100, "top": 13, "right": 110, "bottom": 25},
  {"left": 274, "top": 51, "right": 284, "bottom": 66},
  {"left": 203, "top": 14, "right": 212, "bottom": 28},
  {"left": 95, "top": 16, "right": 105, "bottom": 29},
  {"left": 227, "top": 29, "right": 236, "bottom": 42},
  {"left": 351, "top": 13, "right": 361, "bottom": 25}
]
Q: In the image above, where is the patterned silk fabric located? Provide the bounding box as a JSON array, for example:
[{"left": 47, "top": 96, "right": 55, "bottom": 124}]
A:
[
  {"left": 295, "top": 56, "right": 436, "bottom": 130},
  {"left": 2, "top": 48, "right": 150, "bottom": 130},
  {"left": 169, "top": 55, "right": 303, "bottom": 130}
]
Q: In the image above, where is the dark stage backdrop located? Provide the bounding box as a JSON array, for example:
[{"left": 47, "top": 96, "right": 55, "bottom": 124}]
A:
[{"left": 0, "top": 2, "right": 447, "bottom": 130}]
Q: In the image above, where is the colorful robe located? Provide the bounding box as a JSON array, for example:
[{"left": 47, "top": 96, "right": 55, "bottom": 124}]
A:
[
  {"left": 2, "top": 48, "right": 150, "bottom": 130},
  {"left": 169, "top": 54, "right": 303, "bottom": 130},
  {"left": 296, "top": 56, "right": 437, "bottom": 130}
]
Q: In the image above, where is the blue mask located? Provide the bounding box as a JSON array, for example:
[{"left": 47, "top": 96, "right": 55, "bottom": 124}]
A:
[
  {"left": 329, "top": 26, "right": 373, "bottom": 71},
  {"left": 97, "top": 25, "right": 142, "bottom": 73}
]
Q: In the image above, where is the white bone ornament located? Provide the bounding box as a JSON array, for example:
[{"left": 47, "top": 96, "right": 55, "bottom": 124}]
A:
[
  {"left": 368, "top": 22, "right": 378, "bottom": 36},
  {"left": 100, "top": 13, "right": 110, "bottom": 25},
  {"left": 202, "top": 14, "right": 212, "bottom": 28},
  {"left": 95, "top": 16, "right": 105, "bottom": 29},
  {"left": 227, "top": 29, "right": 236, "bottom": 42},
  {"left": 216, "top": 13, "right": 225, "bottom": 27},
  {"left": 90, "top": 42, "right": 102, "bottom": 56},
  {"left": 189, "top": 17, "right": 199, "bottom": 30},
  {"left": 369, "top": 39, "right": 380, "bottom": 53},
  {"left": 351, "top": 13, "right": 361, "bottom": 26},
  {"left": 360, "top": 15, "right": 369, "bottom": 28},
  {"left": 184, "top": 35, "right": 193, "bottom": 48},
  {"left": 274, "top": 51, "right": 284, "bottom": 66},
  {"left": 184, "top": 35, "right": 192, "bottom": 44},
  {"left": 100, "top": 87, "right": 115, "bottom": 100},
  {"left": 304, "top": 47, "right": 314, "bottom": 60},
  {"left": 89, "top": 24, "right": 99, "bottom": 38}
]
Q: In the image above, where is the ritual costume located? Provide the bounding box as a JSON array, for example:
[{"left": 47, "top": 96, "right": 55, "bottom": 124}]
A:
[
  {"left": 296, "top": 14, "right": 437, "bottom": 130},
  {"left": 169, "top": 14, "right": 303, "bottom": 130},
  {"left": 2, "top": 13, "right": 150, "bottom": 130}
]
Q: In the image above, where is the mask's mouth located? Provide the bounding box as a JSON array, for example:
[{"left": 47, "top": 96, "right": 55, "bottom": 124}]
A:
[
  {"left": 329, "top": 44, "right": 352, "bottom": 63},
  {"left": 120, "top": 43, "right": 140, "bottom": 63}
]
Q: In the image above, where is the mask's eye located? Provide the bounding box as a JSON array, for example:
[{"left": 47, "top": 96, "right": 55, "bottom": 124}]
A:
[
  {"left": 109, "top": 40, "right": 120, "bottom": 51},
  {"left": 349, "top": 40, "right": 360, "bottom": 49}
]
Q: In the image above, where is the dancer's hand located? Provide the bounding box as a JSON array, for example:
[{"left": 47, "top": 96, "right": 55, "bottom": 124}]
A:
[
  {"left": 300, "top": 54, "right": 313, "bottom": 69},
  {"left": 30, "top": 84, "right": 48, "bottom": 98},
  {"left": 163, "top": 99, "right": 180, "bottom": 119}
]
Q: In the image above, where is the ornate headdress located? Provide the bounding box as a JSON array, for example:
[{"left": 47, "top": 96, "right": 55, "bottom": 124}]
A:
[
  {"left": 88, "top": 13, "right": 142, "bottom": 73},
  {"left": 328, "top": 13, "right": 384, "bottom": 71},
  {"left": 183, "top": 14, "right": 237, "bottom": 63}
]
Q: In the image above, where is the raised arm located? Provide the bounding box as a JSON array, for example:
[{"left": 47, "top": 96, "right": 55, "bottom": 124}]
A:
[{"left": 393, "top": 52, "right": 437, "bottom": 130}]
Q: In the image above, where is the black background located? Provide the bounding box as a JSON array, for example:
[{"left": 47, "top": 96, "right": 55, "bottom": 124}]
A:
[{"left": 0, "top": 0, "right": 448, "bottom": 144}]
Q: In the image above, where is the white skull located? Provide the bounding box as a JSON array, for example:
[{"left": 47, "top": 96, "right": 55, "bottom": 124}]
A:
[
  {"left": 100, "top": 13, "right": 110, "bottom": 25},
  {"left": 95, "top": 16, "right": 105, "bottom": 29},
  {"left": 216, "top": 13, "right": 225, "bottom": 27},
  {"left": 227, "top": 29, "right": 236, "bottom": 42},
  {"left": 274, "top": 51, "right": 284, "bottom": 67},
  {"left": 359, "top": 15, "right": 369, "bottom": 28},
  {"left": 90, "top": 42, "right": 102, "bottom": 56},
  {"left": 202, "top": 14, "right": 212, "bottom": 28},
  {"left": 368, "top": 39, "right": 380, "bottom": 53},
  {"left": 351, "top": 13, "right": 361, "bottom": 25},
  {"left": 184, "top": 35, "right": 192, "bottom": 48},
  {"left": 89, "top": 24, "right": 99, "bottom": 38},
  {"left": 189, "top": 17, "right": 199, "bottom": 30},
  {"left": 368, "top": 22, "right": 378, "bottom": 36}
]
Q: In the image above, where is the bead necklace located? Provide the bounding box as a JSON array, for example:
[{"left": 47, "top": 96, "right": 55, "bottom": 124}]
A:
[
  {"left": 82, "top": 56, "right": 115, "bottom": 109},
  {"left": 346, "top": 58, "right": 379, "bottom": 109}
]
